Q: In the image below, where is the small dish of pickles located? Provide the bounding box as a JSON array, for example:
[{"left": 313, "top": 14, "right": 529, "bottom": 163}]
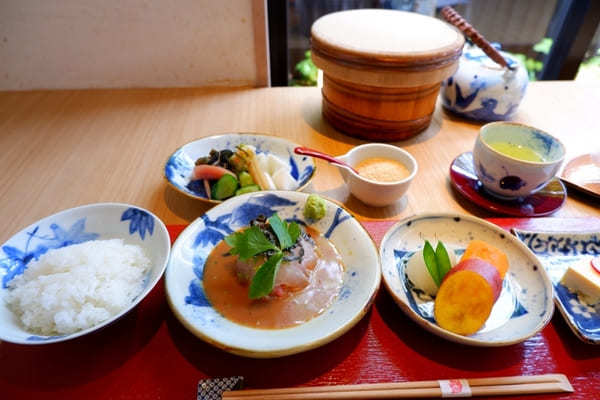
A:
[{"left": 164, "top": 133, "right": 315, "bottom": 203}]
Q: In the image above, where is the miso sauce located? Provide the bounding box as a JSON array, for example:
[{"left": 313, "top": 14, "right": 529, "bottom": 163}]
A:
[{"left": 356, "top": 157, "right": 410, "bottom": 182}]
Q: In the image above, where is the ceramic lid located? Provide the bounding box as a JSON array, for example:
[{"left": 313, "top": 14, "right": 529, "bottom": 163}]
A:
[{"left": 311, "top": 9, "right": 464, "bottom": 67}]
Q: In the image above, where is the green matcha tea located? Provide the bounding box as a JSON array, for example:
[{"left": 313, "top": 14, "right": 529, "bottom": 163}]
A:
[{"left": 488, "top": 141, "right": 545, "bottom": 162}]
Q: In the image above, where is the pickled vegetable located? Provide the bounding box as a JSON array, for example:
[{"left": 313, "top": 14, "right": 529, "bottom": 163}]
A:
[{"left": 212, "top": 174, "right": 239, "bottom": 200}]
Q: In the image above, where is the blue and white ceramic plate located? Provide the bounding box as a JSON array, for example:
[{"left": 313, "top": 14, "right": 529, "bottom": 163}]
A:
[
  {"left": 165, "top": 191, "right": 380, "bottom": 358},
  {"left": 513, "top": 229, "right": 600, "bottom": 344},
  {"left": 380, "top": 213, "right": 554, "bottom": 346},
  {"left": 164, "top": 133, "right": 315, "bottom": 203},
  {"left": 0, "top": 203, "right": 170, "bottom": 345}
]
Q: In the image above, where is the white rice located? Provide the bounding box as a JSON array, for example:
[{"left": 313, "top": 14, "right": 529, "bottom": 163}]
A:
[{"left": 7, "top": 239, "right": 150, "bottom": 335}]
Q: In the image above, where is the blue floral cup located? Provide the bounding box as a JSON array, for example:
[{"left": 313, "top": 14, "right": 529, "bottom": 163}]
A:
[{"left": 473, "top": 122, "right": 565, "bottom": 199}]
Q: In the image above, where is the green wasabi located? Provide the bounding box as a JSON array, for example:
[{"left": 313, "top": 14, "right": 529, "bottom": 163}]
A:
[{"left": 303, "top": 194, "right": 326, "bottom": 220}]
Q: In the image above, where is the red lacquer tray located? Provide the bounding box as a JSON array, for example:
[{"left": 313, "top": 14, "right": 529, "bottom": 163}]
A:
[{"left": 1, "top": 218, "right": 599, "bottom": 400}]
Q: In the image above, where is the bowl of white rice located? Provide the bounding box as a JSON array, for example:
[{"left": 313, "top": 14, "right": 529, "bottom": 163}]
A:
[{"left": 0, "top": 203, "right": 170, "bottom": 344}]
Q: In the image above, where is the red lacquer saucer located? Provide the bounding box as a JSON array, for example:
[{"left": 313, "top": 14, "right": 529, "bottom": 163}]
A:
[{"left": 449, "top": 152, "right": 566, "bottom": 217}]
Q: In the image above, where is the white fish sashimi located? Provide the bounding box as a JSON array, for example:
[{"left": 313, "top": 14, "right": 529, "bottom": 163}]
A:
[
  {"left": 274, "top": 236, "right": 317, "bottom": 290},
  {"left": 233, "top": 234, "right": 318, "bottom": 296}
]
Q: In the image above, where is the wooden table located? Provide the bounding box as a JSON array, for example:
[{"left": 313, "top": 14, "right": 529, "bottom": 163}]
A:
[
  {"left": 0, "top": 82, "right": 598, "bottom": 244},
  {"left": 0, "top": 82, "right": 599, "bottom": 399}
]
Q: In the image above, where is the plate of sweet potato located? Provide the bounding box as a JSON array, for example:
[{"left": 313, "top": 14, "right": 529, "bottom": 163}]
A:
[{"left": 380, "top": 213, "right": 554, "bottom": 346}]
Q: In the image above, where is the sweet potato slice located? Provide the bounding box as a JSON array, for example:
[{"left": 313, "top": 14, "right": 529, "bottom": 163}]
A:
[
  {"left": 460, "top": 240, "right": 509, "bottom": 279},
  {"left": 434, "top": 259, "right": 502, "bottom": 335}
]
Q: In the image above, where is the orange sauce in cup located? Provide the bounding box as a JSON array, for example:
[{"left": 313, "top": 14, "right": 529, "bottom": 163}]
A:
[{"left": 356, "top": 157, "right": 410, "bottom": 182}]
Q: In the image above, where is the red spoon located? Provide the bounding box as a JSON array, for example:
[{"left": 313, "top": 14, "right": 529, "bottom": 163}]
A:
[
  {"left": 294, "top": 146, "right": 359, "bottom": 174},
  {"left": 591, "top": 257, "right": 600, "bottom": 275}
]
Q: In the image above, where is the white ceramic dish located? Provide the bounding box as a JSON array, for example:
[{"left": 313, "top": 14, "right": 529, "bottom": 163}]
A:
[
  {"left": 0, "top": 203, "right": 170, "bottom": 344},
  {"left": 165, "top": 191, "right": 380, "bottom": 358},
  {"left": 337, "top": 143, "right": 418, "bottom": 207},
  {"left": 380, "top": 213, "right": 554, "bottom": 346},
  {"left": 164, "top": 133, "right": 315, "bottom": 203},
  {"left": 560, "top": 152, "right": 600, "bottom": 199},
  {"left": 513, "top": 228, "right": 600, "bottom": 344}
]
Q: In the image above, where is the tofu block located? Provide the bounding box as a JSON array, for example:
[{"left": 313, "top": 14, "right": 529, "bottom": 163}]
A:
[{"left": 561, "top": 257, "right": 600, "bottom": 304}]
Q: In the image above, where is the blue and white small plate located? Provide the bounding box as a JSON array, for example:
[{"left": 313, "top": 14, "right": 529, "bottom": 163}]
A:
[
  {"left": 380, "top": 213, "right": 554, "bottom": 346},
  {"left": 0, "top": 203, "right": 170, "bottom": 345},
  {"left": 164, "top": 133, "right": 315, "bottom": 203},
  {"left": 165, "top": 191, "right": 380, "bottom": 358},
  {"left": 513, "top": 229, "right": 600, "bottom": 344}
]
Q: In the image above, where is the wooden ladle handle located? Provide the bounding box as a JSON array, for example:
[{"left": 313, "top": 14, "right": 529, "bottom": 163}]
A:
[{"left": 441, "top": 6, "right": 514, "bottom": 70}]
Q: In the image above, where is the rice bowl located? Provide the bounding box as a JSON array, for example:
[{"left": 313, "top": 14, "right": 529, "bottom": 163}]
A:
[
  {"left": 7, "top": 239, "right": 150, "bottom": 335},
  {"left": 0, "top": 203, "right": 170, "bottom": 344}
]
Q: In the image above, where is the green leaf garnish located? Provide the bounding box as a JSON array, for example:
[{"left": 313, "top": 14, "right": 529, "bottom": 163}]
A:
[
  {"left": 422, "top": 240, "right": 452, "bottom": 287},
  {"left": 268, "top": 214, "right": 300, "bottom": 250},
  {"left": 249, "top": 251, "right": 283, "bottom": 299},
  {"left": 224, "top": 213, "right": 302, "bottom": 298},
  {"left": 287, "top": 221, "right": 301, "bottom": 244},
  {"left": 224, "top": 226, "right": 277, "bottom": 261},
  {"left": 423, "top": 241, "right": 440, "bottom": 286},
  {"left": 435, "top": 241, "right": 452, "bottom": 279}
]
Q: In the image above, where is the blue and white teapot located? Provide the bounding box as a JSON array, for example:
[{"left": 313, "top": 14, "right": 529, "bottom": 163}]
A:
[{"left": 441, "top": 43, "right": 528, "bottom": 121}]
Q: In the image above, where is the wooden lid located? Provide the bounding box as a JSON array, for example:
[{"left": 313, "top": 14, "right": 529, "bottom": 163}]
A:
[{"left": 311, "top": 9, "right": 464, "bottom": 86}]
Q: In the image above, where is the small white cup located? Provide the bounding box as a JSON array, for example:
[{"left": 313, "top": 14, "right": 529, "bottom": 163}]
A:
[
  {"left": 473, "top": 122, "right": 565, "bottom": 199},
  {"left": 337, "top": 143, "right": 418, "bottom": 207}
]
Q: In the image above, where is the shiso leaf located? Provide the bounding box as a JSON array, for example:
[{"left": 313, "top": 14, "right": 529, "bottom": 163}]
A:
[
  {"left": 225, "top": 212, "right": 303, "bottom": 298},
  {"left": 423, "top": 240, "right": 440, "bottom": 286},
  {"left": 224, "top": 226, "right": 277, "bottom": 261},
  {"left": 268, "top": 214, "right": 297, "bottom": 250},
  {"left": 435, "top": 241, "right": 452, "bottom": 281},
  {"left": 287, "top": 221, "right": 301, "bottom": 244},
  {"left": 249, "top": 251, "right": 283, "bottom": 299}
]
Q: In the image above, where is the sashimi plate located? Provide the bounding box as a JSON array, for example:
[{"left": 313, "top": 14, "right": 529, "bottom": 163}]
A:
[
  {"left": 164, "top": 133, "right": 315, "bottom": 203},
  {"left": 513, "top": 229, "right": 600, "bottom": 344},
  {"left": 380, "top": 213, "right": 554, "bottom": 346},
  {"left": 165, "top": 191, "right": 380, "bottom": 358}
]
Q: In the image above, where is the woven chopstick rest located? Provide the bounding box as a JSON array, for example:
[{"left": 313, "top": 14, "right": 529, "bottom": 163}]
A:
[
  {"left": 197, "top": 376, "right": 244, "bottom": 400},
  {"left": 441, "top": 6, "right": 514, "bottom": 70}
]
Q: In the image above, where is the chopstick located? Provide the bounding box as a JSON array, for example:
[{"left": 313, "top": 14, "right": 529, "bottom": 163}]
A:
[{"left": 222, "top": 374, "right": 573, "bottom": 399}]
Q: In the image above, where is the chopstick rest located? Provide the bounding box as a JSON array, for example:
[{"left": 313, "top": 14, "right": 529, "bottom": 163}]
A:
[
  {"left": 198, "top": 374, "right": 573, "bottom": 399},
  {"left": 197, "top": 376, "right": 244, "bottom": 400}
]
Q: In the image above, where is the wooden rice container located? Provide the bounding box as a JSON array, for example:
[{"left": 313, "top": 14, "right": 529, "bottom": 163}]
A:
[{"left": 311, "top": 9, "right": 465, "bottom": 141}]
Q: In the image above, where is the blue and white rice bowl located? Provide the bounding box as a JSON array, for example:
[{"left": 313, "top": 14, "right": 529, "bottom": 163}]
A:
[
  {"left": 164, "top": 133, "right": 316, "bottom": 203},
  {"left": 0, "top": 203, "right": 170, "bottom": 344},
  {"left": 165, "top": 191, "right": 381, "bottom": 358},
  {"left": 380, "top": 213, "right": 554, "bottom": 346}
]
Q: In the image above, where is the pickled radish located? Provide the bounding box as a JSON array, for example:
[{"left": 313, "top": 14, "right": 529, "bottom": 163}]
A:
[{"left": 193, "top": 164, "right": 236, "bottom": 181}]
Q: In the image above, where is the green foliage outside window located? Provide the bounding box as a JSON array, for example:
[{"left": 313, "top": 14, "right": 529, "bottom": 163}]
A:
[{"left": 290, "top": 51, "right": 318, "bottom": 86}]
